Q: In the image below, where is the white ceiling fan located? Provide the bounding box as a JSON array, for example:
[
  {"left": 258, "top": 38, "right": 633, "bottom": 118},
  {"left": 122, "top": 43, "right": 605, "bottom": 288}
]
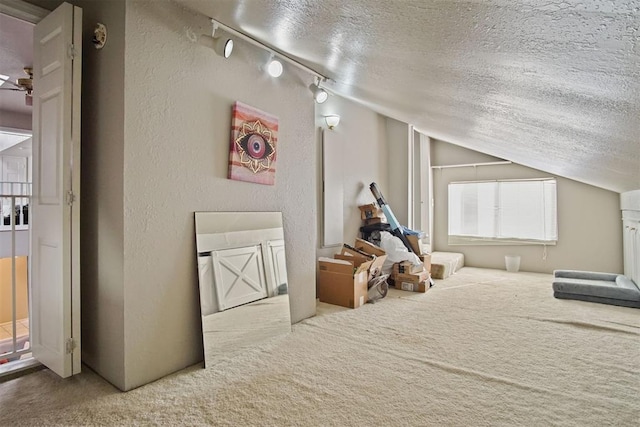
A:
[{"left": 0, "top": 67, "right": 33, "bottom": 105}]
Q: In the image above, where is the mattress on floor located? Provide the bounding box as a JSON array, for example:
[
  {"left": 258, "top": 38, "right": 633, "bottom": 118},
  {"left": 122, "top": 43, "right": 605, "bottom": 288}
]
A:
[
  {"left": 430, "top": 252, "right": 464, "bottom": 279},
  {"left": 552, "top": 270, "right": 640, "bottom": 308}
]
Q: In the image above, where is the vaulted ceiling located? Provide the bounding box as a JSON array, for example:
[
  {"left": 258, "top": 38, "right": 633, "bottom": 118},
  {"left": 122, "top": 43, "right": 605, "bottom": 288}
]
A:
[
  {"left": 2, "top": 1, "right": 638, "bottom": 192},
  {"left": 178, "top": 0, "right": 639, "bottom": 193}
]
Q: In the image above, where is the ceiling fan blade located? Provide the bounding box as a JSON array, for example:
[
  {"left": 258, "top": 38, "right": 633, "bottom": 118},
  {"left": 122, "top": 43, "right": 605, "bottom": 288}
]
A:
[{"left": 0, "top": 87, "right": 24, "bottom": 91}]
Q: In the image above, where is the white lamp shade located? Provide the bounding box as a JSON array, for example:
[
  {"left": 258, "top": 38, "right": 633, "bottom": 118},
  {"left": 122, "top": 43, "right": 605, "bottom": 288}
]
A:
[{"left": 325, "top": 115, "right": 340, "bottom": 129}]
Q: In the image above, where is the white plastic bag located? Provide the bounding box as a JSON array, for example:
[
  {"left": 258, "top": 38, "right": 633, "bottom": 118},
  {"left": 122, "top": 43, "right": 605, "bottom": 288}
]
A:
[{"left": 378, "top": 231, "right": 422, "bottom": 275}]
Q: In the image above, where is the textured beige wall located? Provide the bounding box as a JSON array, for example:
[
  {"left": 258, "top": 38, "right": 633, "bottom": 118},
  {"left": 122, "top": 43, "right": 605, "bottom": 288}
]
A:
[
  {"left": 431, "top": 140, "right": 623, "bottom": 274},
  {"left": 385, "top": 118, "right": 410, "bottom": 226},
  {"left": 122, "top": 1, "right": 316, "bottom": 390},
  {"left": 316, "top": 95, "right": 389, "bottom": 258},
  {"left": 74, "top": 0, "right": 127, "bottom": 390}
]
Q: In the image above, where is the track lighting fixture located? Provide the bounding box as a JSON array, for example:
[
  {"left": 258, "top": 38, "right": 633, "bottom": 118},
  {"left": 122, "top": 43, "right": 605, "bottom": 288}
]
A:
[
  {"left": 206, "top": 19, "right": 333, "bottom": 101},
  {"left": 267, "top": 58, "right": 283, "bottom": 77},
  {"left": 309, "top": 78, "right": 328, "bottom": 103}
]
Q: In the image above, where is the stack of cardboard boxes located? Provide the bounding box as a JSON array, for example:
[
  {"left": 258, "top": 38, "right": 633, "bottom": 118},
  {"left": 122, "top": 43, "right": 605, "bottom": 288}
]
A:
[
  {"left": 391, "top": 261, "right": 430, "bottom": 293},
  {"left": 318, "top": 239, "right": 433, "bottom": 308},
  {"left": 317, "top": 239, "right": 387, "bottom": 309},
  {"left": 389, "top": 233, "right": 432, "bottom": 293},
  {"left": 317, "top": 205, "right": 433, "bottom": 308},
  {"left": 358, "top": 203, "right": 386, "bottom": 226}
]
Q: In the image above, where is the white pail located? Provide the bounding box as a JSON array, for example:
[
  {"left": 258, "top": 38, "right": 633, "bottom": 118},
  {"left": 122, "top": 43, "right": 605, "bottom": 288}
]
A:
[{"left": 505, "top": 255, "right": 521, "bottom": 272}]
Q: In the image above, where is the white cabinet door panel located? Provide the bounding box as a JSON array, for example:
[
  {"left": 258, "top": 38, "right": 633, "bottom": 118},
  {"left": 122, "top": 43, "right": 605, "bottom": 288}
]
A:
[{"left": 212, "top": 245, "right": 268, "bottom": 311}]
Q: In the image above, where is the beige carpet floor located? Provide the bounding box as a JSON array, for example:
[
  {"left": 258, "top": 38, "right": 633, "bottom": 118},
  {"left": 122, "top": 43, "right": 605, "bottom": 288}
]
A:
[{"left": 1, "top": 267, "right": 639, "bottom": 426}]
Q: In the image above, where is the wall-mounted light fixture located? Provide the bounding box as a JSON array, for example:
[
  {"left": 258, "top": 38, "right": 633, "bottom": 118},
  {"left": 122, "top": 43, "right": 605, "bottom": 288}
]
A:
[
  {"left": 324, "top": 114, "right": 340, "bottom": 130},
  {"left": 309, "top": 77, "right": 328, "bottom": 103},
  {"left": 200, "top": 21, "right": 234, "bottom": 58}
]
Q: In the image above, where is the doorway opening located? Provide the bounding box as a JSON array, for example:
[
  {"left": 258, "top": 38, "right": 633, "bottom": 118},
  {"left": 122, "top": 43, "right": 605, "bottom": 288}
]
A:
[
  {"left": 1, "top": 0, "right": 83, "bottom": 379},
  {"left": 0, "top": 6, "right": 40, "bottom": 377},
  {"left": 0, "top": 131, "right": 34, "bottom": 378}
]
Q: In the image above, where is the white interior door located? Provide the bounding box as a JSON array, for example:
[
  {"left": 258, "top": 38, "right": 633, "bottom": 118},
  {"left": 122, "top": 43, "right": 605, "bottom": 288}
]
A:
[{"left": 30, "top": 2, "right": 81, "bottom": 378}]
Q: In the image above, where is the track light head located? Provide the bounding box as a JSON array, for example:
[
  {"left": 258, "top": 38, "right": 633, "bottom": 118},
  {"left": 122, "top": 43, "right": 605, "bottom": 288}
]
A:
[
  {"left": 203, "top": 21, "right": 233, "bottom": 58},
  {"left": 309, "top": 82, "right": 328, "bottom": 103},
  {"left": 267, "top": 59, "right": 283, "bottom": 77},
  {"left": 199, "top": 34, "right": 234, "bottom": 59}
]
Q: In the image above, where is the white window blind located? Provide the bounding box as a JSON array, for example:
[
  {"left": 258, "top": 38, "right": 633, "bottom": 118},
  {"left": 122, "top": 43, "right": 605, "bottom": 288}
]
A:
[{"left": 448, "top": 178, "right": 557, "bottom": 245}]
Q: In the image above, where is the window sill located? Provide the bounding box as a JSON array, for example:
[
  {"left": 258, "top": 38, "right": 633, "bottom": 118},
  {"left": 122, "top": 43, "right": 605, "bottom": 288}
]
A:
[{"left": 448, "top": 235, "right": 557, "bottom": 246}]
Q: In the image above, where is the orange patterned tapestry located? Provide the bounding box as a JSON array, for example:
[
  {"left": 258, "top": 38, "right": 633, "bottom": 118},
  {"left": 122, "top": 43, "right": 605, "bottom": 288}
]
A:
[{"left": 228, "top": 101, "right": 278, "bottom": 185}]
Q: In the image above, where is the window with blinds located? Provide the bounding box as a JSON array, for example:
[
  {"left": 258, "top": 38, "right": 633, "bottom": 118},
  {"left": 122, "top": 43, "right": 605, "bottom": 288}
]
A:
[{"left": 448, "top": 178, "right": 557, "bottom": 245}]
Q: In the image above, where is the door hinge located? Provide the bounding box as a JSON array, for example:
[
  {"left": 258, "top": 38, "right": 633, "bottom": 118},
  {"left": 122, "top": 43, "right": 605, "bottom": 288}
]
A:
[
  {"left": 66, "top": 191, "right": 76, "bottom": 206},
  {"left": 65, "top": 338, "right": 77, "bottom": 354},
  {"left": 68, "top": 44, "right": 77, "bottom": 59}
]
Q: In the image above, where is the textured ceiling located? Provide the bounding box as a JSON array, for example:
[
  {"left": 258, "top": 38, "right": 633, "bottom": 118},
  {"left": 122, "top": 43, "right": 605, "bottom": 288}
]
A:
[
  {"left": 0, "top": 13, "right": 33, "bottom": 117},
  {"left": 2, "top": 1, "right": 637, "bottom": 191},
  {"left": 178, "top": 0, "right": 639, "bottom": 193}
]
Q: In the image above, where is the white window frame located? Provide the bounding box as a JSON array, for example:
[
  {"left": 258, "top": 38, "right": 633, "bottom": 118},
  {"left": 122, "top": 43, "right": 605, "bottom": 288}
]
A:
[{"left": 448, "top": 178, "right": 558, "bottom": 246}]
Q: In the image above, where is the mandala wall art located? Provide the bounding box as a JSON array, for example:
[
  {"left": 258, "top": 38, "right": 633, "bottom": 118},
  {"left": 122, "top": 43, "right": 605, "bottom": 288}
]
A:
[{"left": 228, "top": 101, "right": 278, "bottom": 185}]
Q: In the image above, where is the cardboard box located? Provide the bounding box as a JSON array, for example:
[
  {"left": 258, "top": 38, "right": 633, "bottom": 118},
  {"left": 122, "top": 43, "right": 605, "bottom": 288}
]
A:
[
  {"left": 394, "top": 235, "right": 431, "bottom": 272},
  {"left": 393, "top": 271, "right": 430, "bottom": 293},
  {"left": 318, "top": 257, "right": 369, "bottom": 308},
  {"left": 335, "top": 244, "right": 373, "bottom": 268},
  {"left": 354, "top": 238, "right": 386, "bottom": 257},
  {"left": 352, "top": 238, "right": 387, "bottom": 278},
  {"left": 420, "top": 254, "right": 431, "bottom": 273},
  {"left": 334, "top": 244, "right": 387, "bottom": 278},
  {"left": 358, "top": 204, "right": 384, "bottom": 220},
  {"left": 393, "top": 261, "right": 424, "bottom": 275},
  {"left": 317, "top": 238, "right": 389, "bottom": 308},
  {"left": 336, "top": 252, "right": 387, "bottom": 281},
  {"left": 406, "top": 234, "right": 420, "bottom": 255},
  {"left": 395, "top": 280, "right": 427, "bottom": 293},
  {"left": 392, "top": 268, "right": 429, "bottom": 283}
]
